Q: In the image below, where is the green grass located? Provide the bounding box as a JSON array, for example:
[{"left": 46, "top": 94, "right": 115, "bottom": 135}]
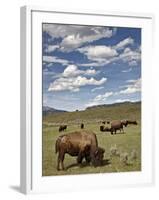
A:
[{"left": 42, "top": 102, "right": 141, "bottom": 176}]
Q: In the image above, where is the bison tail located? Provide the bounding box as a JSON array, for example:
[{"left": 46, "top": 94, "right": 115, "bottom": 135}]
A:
[{"left": 55, "top": 137, "right": 61, "bottom": 153}]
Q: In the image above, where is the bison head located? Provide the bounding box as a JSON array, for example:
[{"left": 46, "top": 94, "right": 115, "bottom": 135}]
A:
[
  {"left": 122, "top": 120, "right": 128, "bottom": 127},
  {"left": 92, "top": 147, "right": 105, "bottom": 166}
]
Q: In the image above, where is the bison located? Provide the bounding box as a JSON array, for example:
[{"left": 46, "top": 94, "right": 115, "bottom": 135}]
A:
[
  {"left": 100, "top": 126, "right": 112, "bottom": 133},
  {"left": 80, "top": 123, "right": 84, "bottom": 129},
  {"left": 110, "top": 120, "right": 127, "bottom": 134},
  {"left": 100, "top": 125, "right": 105, "bottom": 131},
  {"left": 55, "top": 131, "right": 105, "bottom": 170},
  {"left": 127, "top": 120, "right": 138, "bottom": 125},
  {"left": 59, "top": 125, "right": 67, "bottom": 132}
]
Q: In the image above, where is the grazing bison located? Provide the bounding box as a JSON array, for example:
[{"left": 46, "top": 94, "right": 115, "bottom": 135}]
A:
[
  {"left": 80, "top": 123, "right": 84, "bottom": 129},
  {"left": 111, "top": 120, "right": 126, "bottom": 134},
  {"left": 55, "top": 131, "right": 105, "bottom": 170},
  {"left": 100, "top": 126, "right": 112, "bottom": 133},
  {"left": 59, "top": 125, "right": 67, "bottom": 132},
  {"left": 127, "top": 120, "right": 138, "bottom": 125},
  {"left": 104, "top": 127, "right": 112, "bottom": 132}
]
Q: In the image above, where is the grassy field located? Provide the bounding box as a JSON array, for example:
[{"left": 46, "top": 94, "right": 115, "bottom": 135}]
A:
[{"left": 42, "top": 102, "right": 141, "bottom": 176}]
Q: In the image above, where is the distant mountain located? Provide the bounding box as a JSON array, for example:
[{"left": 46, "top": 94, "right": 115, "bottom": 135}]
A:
[
  {"left": 86, "top": 101, "right": 141, "bottom": 110},
  {"left": 43, "top": 106, "right": 66, "bottom": 115}
]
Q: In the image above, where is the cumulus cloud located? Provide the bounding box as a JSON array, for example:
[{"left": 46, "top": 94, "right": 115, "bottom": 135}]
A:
[
  {"left": 119, "top": 47, "right": 141, "bottom": 66},
  {"left": 63, "top": 65, "right": 97, "bottom": 77},
  {"left": 77, "top": 39, "right": 140, "bottom": 67},
  {"left": 43, "top": 56, "right": 69, "bottom": 66},
  {"left": 85, "top": 91, "right": 113, "bottom": 107},
  {"left": 44, "top": 45, "right": 59, "bottom": 53},
  {"left": 76, "top": 36, "right": 141, "bottom": 68},
  {"left": 78, "top": 45, "right": 118, "bottom": 63},
  {"left": 48, "top": 76, "right": 107, "bottom": 92},
  {"left": 128, "top": 60, "right": 138, "bottom": 66},
  {"left": 43, "top": 24, "right": 114, "bottom": 52},
  {"left": 94, "top": 92, "right": 113, "bottom": 101},
  {"left": 119, "top": 78, "right": 141, "bottom": 94},
  {"left": 114, "top": 37, "right": 134, "bottom": 50}
]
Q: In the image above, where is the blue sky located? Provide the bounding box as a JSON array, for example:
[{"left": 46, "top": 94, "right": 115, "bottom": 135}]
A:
[{"left": 42, "top": 24, "right": 141, "bottom": 111}]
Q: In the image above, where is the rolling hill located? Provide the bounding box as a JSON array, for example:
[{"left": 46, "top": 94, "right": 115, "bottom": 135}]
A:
[
  {"left": 43, "top": 101, "right": 141, "bottom": 124},
  {"left": 42, "top": 106, "right": 66, "bottom": 115}
]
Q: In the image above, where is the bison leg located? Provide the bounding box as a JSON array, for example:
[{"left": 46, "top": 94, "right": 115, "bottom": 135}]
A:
[
  {"left": 57, "top": 154, "right": 60, "bottom": 171},
  {"left": 85, "top": 155, "right": 91, "bottom": 163},
  {"left": 77, "top": 152, "right": 84, "bottom": 164},
  {"left": 60, "top": 153, "right": 65, "bottom": 170},
  {"left": 57, "top": 151, "right": 65, "bottom": 170}
]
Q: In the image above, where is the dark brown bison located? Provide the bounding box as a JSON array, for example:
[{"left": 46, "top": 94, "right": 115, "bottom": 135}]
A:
[
  {"left": 59, "top": 125, "right": 67, "bottom": 132},
  {"left": 102, "top": 121, "right": 106, "bottom": 124},
  {"left": 100, "top": 126, "right": 111, "bottom": 133},
  {"left": 80, "top": 123, "right": 84, "bottom": 129},
  {"left": 100, "top": 125, "right": 104, "bottom": 131},
  {"left": 55, "top": 131, "right": 105, "bottom": 170},
  {"left": 127, "top": 120, "right": 138, "bottom": 125},
  {"left": 104, "top": 127, "right": 112, "bottom": 132},
  {"left": 111, "top": 120, "right": 127, "bottom": 134}
]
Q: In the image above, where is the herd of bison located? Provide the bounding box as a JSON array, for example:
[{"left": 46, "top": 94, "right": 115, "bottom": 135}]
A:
[{"left": 55, "top": 119, "right": 138, "bottom": 170}]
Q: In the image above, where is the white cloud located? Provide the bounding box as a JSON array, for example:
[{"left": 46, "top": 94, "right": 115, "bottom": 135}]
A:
[
  {"left": 85, "top": 69, "right": 97, "bottom": 75},
  {"left": 119, "top": 78, "right": 141, "bottom": 94},
  {"left": 45, "top": 45, "right": 59, "bottom": 53},
  {"left": 43, "top": 24, "right": 114, "bottom": 52},
  {"left": 115, "top": 99, "right": 131, "bottom": 103},
  {"left": 77, "top": 39, "right": 140, "bottom": 68},
  {"left": 63, "top": 65, "right": 82, "bottom": 77},
  {"left": 114, "top": 37, "right": 134, "bottom": 50},
  {"left": 78, "top": 62, "right": 101, "bottom": 67},
  {"left": 78, "top": 45, "right": 118, "bottom": 63},
  {"left": 48, "top": 76, "right": 107, "bottom": 92},
  {"left": 76, "top": 36, "right": 140, "bottom": 68},
  {"left": 85, "top": 91, "right": 113, "bottom": 107},
  {"left": 128, "top": 60, "right": 138, "bottom": 66},
  {"left": 63, "top": 65, "right": 97, "bottom": 78},
  {"left": 94, "top": 92, "right": 113, "bottom": 101},
  {"left": 119, "top": 47, "right": 141, "bottom": 66},
  {"left": 91, "top": 86, "right": 104, "bottom": 92},
  {"left": 43, "top": 56, "right": 69, "bottom": 66}
]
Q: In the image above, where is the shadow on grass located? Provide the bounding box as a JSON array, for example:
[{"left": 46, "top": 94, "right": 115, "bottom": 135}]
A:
[{"left": 65, "top": 159, "right": 111, "bottom": 170}]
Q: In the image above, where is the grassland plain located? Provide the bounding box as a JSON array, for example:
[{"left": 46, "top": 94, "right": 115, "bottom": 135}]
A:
[{"left": 42, "top": 102, "right": 141, "bottom": 176}]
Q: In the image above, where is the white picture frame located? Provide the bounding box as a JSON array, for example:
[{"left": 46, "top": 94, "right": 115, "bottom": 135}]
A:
[{"left": 20, "top": 6, "right": 154, "bottom": 194}]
